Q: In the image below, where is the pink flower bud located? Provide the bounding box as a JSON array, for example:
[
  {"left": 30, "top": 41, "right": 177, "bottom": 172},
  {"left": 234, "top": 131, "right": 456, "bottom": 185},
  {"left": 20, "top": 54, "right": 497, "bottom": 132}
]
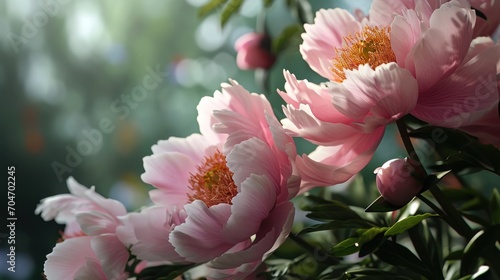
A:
[
  {"left": 374, "top": 158, "right": 423, "bottom": 206},
  {"left": 235, "top": 32, "right": 275, "bottom": 70}
]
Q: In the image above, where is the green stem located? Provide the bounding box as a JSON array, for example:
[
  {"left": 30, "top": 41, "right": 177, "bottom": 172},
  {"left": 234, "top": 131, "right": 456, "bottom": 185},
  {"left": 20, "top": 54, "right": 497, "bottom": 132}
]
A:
[{"left": 396, "top": 119, "right": 473, "bottom": 239}]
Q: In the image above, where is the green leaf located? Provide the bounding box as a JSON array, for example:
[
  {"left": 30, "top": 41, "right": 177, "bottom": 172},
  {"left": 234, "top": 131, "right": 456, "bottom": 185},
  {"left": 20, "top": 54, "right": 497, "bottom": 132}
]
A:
[
  {"left": 385, "top": 213, "right": 437, "bottom": 236},
  {"left": 220, "top": 0, "right": 243, "bottom": 27},
  {"left": 302, "top": 201, "right": 363, "bottom": 221},
  {"left": 329, "top": 238, "right": 359, "bottom": 257},
  {"left": 375, "top": 240, "right": 434, "bottom": 279},
  {"left": 365, "top": 195, "right": 402, "bottom": 212},
  {"left": 461, "top": 225, "right": 500, "bottom": 276},
  {"left": 198, "top": 0, "right": 228, "bottom": 17},
  {"left": 410, "top": 126, "right": 500, "bottom": 175},
  {"left": 490, "top": 188, "right": 500, "bottom": 225},
  {"left": 137, "top": 264, "right": 196, "bottom": 280},
  {"left": 271, "top": 24, "right": 302, "bottom": 53},
  {"left": 358, "top": 229, "right": 387, "bottom": 257},
  {"left": 299, "top": 219, "right": 373, "bottom": 234},
  {"left": 408, "top": 224, "right": 444, "bottom": 280}
]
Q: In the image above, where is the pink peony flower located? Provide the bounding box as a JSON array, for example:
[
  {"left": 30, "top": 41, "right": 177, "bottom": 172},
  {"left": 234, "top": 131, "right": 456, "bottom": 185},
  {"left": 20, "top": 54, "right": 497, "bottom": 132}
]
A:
[
  {"left": 280, "top": 0, "right": 500, "bottom": 189},
  {"left": 375, "top": 158, "right": 423, "bottom": 206},
  {"left": 44, "top": 235, "right": 129, "bottom": 280},
  {"left": 235, "top": 32, "right": 275, "bottom": 70},
  {"left": 141, "top": 80, "right": 299, "bottom": 279},
  {"left": 37, "top": 177, "right": 132, "bottom": 279},
  {"left": 35, "top": 177, "right": 127, "bottom": 237}
]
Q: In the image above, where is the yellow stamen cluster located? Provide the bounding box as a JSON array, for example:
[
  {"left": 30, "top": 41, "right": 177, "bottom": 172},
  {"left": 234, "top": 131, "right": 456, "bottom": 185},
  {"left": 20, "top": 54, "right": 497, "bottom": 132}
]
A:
[
  {"left": 188, "top": 150, "right": 237, "bottom": 207},
  {"left": 331, "top": 26, "right": 395, "bottom": 82}
]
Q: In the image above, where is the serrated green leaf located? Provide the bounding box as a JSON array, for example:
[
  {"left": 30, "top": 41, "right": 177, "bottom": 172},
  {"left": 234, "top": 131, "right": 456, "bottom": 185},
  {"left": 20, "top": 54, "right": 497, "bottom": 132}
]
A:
[
  {"left": 385, "top": 213, "right": 437, "bottom": 236},
  {"left": 271, "top": 24, "right": 302, "bottom": 53},
  {"left": 198, "top": 0, "right": 228, "bottom": 17},
  {"left": 490, "top": 188, "right": 500, "bottom": 225},
  {"left": 365, "top": 195, "right": 402, "bottom": 212},
  {"left": 299, "top": 219, "right": 373, "bottom": 234},
  {"left": 220, "top": 0, "right": 243, "bottom": 27},
  {"left": 329, "top": 238, "right": 359, "bottom": 257},
  {"left": 375, "top": 240, "right": 434, "bottom": 279}
]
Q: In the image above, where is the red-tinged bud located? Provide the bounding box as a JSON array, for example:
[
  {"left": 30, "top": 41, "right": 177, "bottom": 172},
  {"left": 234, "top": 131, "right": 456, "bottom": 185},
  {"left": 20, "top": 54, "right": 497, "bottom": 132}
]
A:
[
  {"left": 235, "top": 32, "right": 275, "bottom": 70},
  {"left": 374, "top": 158, "right": 423, "bottom": 206}
]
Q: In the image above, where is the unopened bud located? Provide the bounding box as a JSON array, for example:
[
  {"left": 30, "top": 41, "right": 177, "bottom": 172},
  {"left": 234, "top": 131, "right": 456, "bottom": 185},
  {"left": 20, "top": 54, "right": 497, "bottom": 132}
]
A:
[
  {"left": 234, "top": 32, "right": 275, "bottom": 70},
  {"left": 374, "top": 158, "right": 423, "bottom": 206}
]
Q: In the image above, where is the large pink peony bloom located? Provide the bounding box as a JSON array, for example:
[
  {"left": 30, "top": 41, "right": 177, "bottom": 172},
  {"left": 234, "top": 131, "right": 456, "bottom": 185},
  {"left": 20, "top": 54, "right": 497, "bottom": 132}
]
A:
[
  {"left": 141, "top": 80, "right": 299, "bottom": 279},
  {"left": 281, "top": 0, "right": 500, "bottom": 189},
  {"left": 37, "top": 177, "right": 130, "bottom": 279}
]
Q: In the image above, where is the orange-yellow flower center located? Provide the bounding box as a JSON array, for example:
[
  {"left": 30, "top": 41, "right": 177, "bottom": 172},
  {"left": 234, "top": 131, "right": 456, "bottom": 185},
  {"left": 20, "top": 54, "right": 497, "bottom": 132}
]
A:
[
  {"left": 331, "top": 26, "right": 395, "bottom": 82},
  {"left": 188, "top": 150, "right": 237, "bottom": 207}
]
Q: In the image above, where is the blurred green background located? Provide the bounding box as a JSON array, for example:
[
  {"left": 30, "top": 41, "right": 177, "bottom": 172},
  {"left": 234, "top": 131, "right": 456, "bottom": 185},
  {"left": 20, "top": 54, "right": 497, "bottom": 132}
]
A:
[{"left": 0, "top": 0, "right": 431, "bottom": 279}]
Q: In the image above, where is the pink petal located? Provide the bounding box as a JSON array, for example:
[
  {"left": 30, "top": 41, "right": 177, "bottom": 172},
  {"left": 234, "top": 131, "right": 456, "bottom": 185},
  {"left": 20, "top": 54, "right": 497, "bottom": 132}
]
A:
[
  {"left": 300, "top": 9, "right": 362, "bottom": 79},
  {"left": 73, "top": 259, "right": 108, "bottom": 280},
  {"left": 279, "top": 70, "right": 351, "bottom": 123},
  {"left": 297, "top": 127, "right": 384, "bottom": 192},
  {"left": 76, "top": 212, "right": 120, "bottom": 236},
  {"left": 391, "top": 9, "right": 424, "bottom": 70},
  {"left": 44, "top": 236, "right": 106, "bottom": 280},
  {"left": 368, "top": 0, "right": 415, "bottom": 27},
  {"left": 141, "top": 152, "right": 194, "bottom": 206},
  {"left": 170, "top": 201, "right": 233, "bottom": 263},
  {"left": 226, "top": 138, "right": 280, "bottom": 190},
  {"left": 412, "top": 44, "right": 500, "bottom": 127},
  {"left": 222, "top": 174, "right": 277, "bottom": 243},
  {"left": 117, "top": 206, "right": 187, "bottom": 263},
  {"left": 282, "top": 105, "right": 359, "bottom": 146},
  {"left": 208, "top": 202, "right": 294, "bottom": 278},
  {"left": 410, "top": 0, "right": 475, "bottom": 92},
  {"left": 332, "top": 63, "right": 418, "bottom": 131},
  {"left": 91, "top": 234, "right": 129, "bottom": 280},
  {"left": 151, "top": 134, "right": 213, "bottom": 165},
  {"left": 460, "top": 102, "right": 500, "bottom": 147}
]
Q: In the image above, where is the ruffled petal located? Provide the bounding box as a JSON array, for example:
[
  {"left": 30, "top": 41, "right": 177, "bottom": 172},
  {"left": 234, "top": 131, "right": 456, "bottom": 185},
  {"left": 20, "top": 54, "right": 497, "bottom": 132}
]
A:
[
  {"left": 44, "top": 236, "right": 106, "bottom": 280},
  {"left": 222, "top": 174, "right": 277, "bottom": 243},
  {"left": 208, "top": 202, "right": 294, "bottom": 279},
  {"left": 410, "top": 0, "right": 475, "bottom": 92},
  {"left": 297, "top": 127, "right": 384, "bottom": 192},
  {"left": 91, "top": 234, "right": 129, "bottom": 280},
  {"left": 282, "top": 104, "right": 359, "bottom": 145},
  {"left": 332, "top": 63, "right": 418, "bottom": 131},
  {"left": 412, "top": 44, "right": 500, "bottom": 127},
  {"left": 141, "top": 152, "right": 194, "bottom": 206},
  {"left": 76, "top": 212, "right": 120, "bottom": 236},
  {"left": 226, "top": 138, "right": 280, "bottom": 191},
  {"left": 151, "top": 134, "right": 213, "bottom": 165},
  {"left": 368, "top": 0, "right": 416, "bottom": 27},
  {"left": 300, "top": 9, "right": 362, "bottom": 79},
  {"left": 170, "top": 201, "right": 233, "bottom": 263},
  {"left": 117, "top": 206, "right": 188, "bottom": 263}
]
